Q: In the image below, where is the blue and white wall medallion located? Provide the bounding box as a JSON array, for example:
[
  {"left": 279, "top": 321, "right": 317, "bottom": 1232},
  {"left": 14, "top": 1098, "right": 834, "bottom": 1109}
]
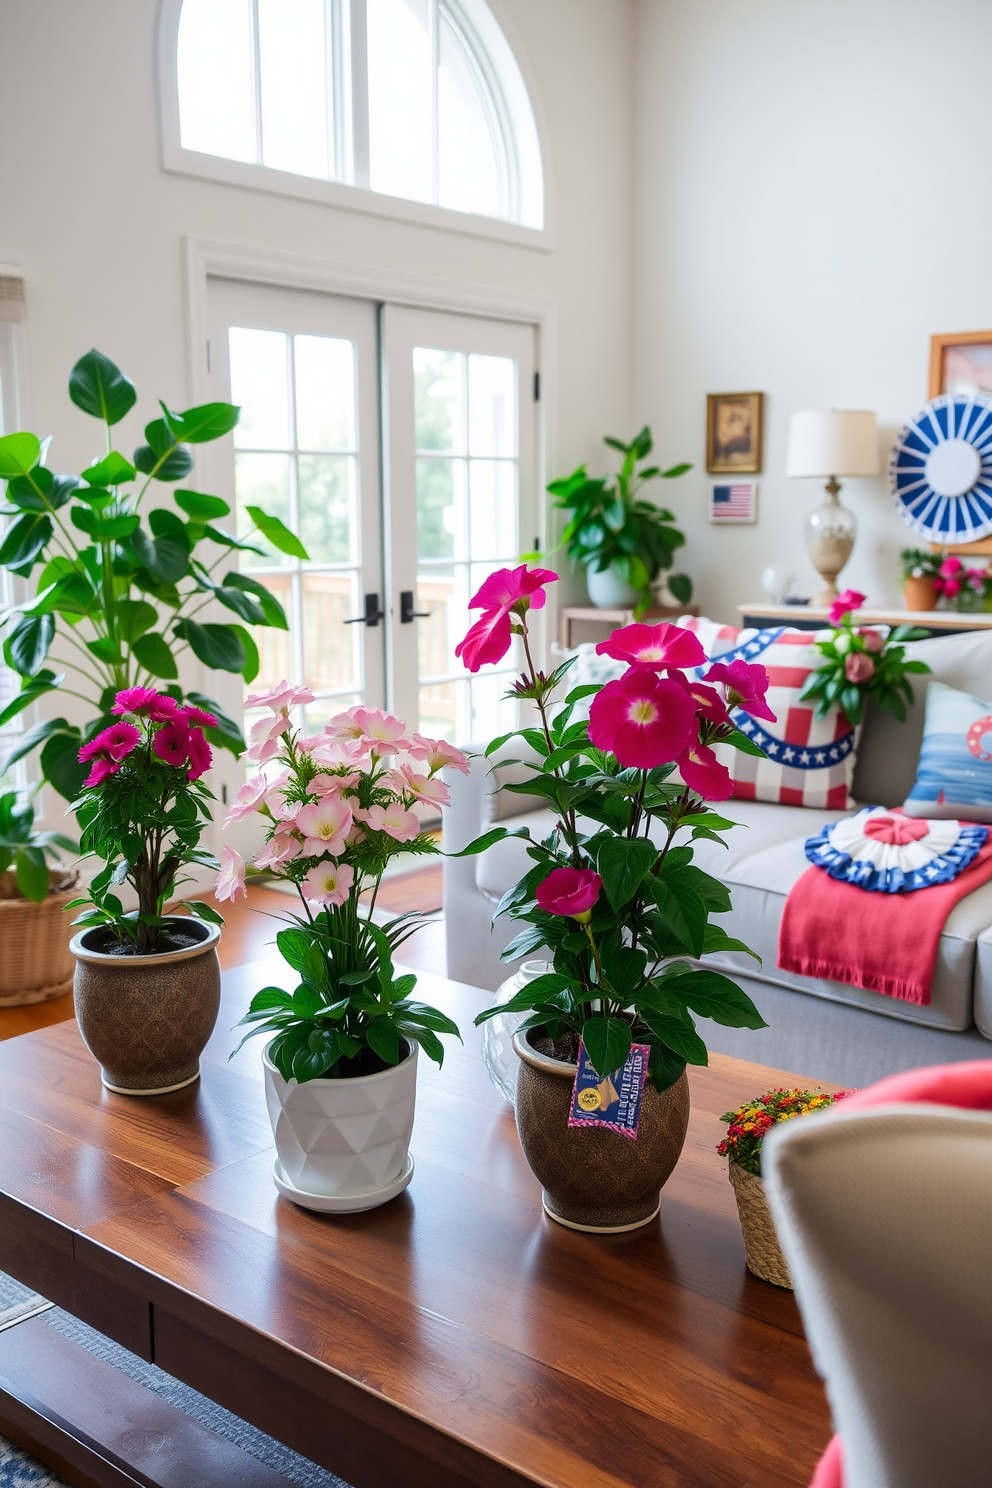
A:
[{"left": 889, "top": 394, "right": 992, "bottom": 543}]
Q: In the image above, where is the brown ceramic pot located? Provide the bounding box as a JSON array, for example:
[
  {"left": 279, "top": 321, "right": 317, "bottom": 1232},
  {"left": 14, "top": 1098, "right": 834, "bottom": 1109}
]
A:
[
  {"left": 903, "top": 576, "right": 937, "bottom": 611},
  {"left": 512, "top": 1028, "right": 690, "bottom": 1232},
  {"left": 70, "top": 919, "right": 221, "bottom": 1095}
]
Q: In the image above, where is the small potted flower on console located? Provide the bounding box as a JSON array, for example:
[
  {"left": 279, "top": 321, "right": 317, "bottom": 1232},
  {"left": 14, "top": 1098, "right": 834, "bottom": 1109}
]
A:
[{"left": 800, "top": 589, "right": 930, "bottom": 726}]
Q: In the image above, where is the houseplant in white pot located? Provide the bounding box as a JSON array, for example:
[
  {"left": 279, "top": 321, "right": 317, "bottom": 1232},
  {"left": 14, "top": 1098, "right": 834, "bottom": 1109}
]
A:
[
  {"left": 0, "top": 788, "right": 78, "bottom": 1006},
  {"left": 219, "top": 685, "right": 464, "bottom": 1213},
  {"left": 453, "top": 564, "right": 770, "bottom": 1232}
]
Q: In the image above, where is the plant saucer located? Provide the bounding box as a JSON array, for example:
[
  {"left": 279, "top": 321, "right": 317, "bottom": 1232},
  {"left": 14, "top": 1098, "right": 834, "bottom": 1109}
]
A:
[{"left": 272, "top": 1152, "right": 415, "bottom": 1214}]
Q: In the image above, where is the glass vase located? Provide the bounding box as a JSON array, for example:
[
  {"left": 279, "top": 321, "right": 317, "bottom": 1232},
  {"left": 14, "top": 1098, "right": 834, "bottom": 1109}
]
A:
[{"left": 481, "top": 959, "right": 552, "bottom": 1103}]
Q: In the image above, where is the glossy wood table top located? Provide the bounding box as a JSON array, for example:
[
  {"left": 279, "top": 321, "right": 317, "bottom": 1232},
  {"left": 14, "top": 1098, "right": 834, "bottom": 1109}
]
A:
[{"left": 0, "top": 959, "right": 835, "bottom": 1488}]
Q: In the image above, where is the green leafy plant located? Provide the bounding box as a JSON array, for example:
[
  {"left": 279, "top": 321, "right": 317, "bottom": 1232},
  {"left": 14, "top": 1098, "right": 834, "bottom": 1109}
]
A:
[
  {"left": 900, "top": 547, "right": 942, "bottom": 583},
  {"left": 799, "top": 592, "right": 930, "bottom": 726},
  {"left": 0, "top": 349, "right": 307, "bottom": 798},
  {"left": 0, "top": 790, "right": 76, "bottom": 902},
  {"left": 537, "top": 427, "right": 692, "bottom": 613}
]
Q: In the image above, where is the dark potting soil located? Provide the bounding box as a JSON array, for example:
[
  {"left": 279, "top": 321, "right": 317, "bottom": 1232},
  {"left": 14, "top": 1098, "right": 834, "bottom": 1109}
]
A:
[
  {"left": 85, "top": 926, "right": 208, "bottom": 957},
  {"left": 333, "top": 1046, "right": 396, "bottom": 1079},
  {"left": 532, "top": 1029, "right": 582, "bottom": 1066}
]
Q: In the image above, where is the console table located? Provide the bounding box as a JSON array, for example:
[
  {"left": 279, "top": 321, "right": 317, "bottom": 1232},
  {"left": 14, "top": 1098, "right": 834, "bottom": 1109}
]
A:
[
  {"left": 0, "top": 961, "right": 834, "bottom": 1488},
  {"left": 559, "top": 605, "right": 699, "bottom": 649},
  {"left": 738, "top": 602, "right": 992, "bottom": 636}
]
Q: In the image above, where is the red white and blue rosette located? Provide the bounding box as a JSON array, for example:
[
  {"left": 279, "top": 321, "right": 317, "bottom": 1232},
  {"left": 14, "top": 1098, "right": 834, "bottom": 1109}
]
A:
[{"left": 805, "top": 806, "right": 988, "bottom": 893}]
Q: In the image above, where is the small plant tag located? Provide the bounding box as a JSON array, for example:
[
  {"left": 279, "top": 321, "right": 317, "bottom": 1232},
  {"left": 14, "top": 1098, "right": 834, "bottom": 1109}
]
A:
[{"left": 568, "top": 1038, "right": 650, "bottom": 1140}]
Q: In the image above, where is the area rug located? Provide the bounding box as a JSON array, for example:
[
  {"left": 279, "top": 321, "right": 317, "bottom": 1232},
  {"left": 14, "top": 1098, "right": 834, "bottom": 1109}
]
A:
[{"left": 0, "top": 1271, "right": 351, "bottom": 1487}]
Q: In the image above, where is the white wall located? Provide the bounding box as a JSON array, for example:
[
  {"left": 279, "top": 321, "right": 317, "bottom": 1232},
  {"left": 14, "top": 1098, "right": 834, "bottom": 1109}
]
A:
[{"left": 633, "top": 0, "right": 992, "bottom": 622}]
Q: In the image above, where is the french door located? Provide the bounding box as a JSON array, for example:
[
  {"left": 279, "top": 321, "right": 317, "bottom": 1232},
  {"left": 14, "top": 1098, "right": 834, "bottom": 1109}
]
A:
[{"left": 202, "top": 279, "right": 536, "bottom": 748}]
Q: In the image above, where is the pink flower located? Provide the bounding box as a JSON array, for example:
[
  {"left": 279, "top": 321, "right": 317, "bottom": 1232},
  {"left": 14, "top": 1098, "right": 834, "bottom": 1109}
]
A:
[
  {"left": 112, "top": 688, "right": 179, "bottom": 722},
  {"left": 828, "top": 589, "right": 866, "bottom": 626},
  {"left": 535, "top": 866, "right": 602, "bottom": 920},
  {"left": 359, "top": 802, "right": 421, "bottom": 842},
  {"left": 245, "top": 680, "right": 315, "bottom": 711},
  {"left": 453, "top": 609, "right": 516, "bottom": 673},
  {"left": 214, "top": 844, "right": 247, "bottom": 903},
  {"left": 408, "top": 734, "right": 470, "bottom": 774},
  {"left": 325, "top": 706, "right": 408, "bottom": 754},
  {"left": 845, "top": 652, "right": 875, "bottom": 683},
  {"left": 301, "top": 860, "right": 354, "bottom": 908},
  {"left": 670, "top": 673, "right": 730, "bottom": 726},
  {"left": 178, "top": 704, "right": 218, "bottom": 728},
  {"left": 308, "top": 771, "right": 359, "bottom": 798},
  {"left": 677, "top": 738, "right": 732, "bottom": 800},
  {"left": 455, "top": 564, "right": 558, "bottom": 673},
  {"left": 396, "top": 764, "right": 450, "bottom": 807},
  {"left": 254, "top": 833, "right": 303, "bottom": 870},
  {"left": 223, "top": 773, "right": 270, "bottom": 827},
  {"left": 246, "top": 712, "right": 291, "bottom": 764},
  {"left": 186, "top": 729, "right": 212, "bottom": 781},
  {"left": 588, "top": 669, "right": 697, "bottom": 769},
  {"left": 704, "top": 658, "right": 776, "bottom": 723},
  {"left": 939, "top": 557, "right": 963, "bottom": 579},
  {"left": 859, "top": 628, "right": 885, "bottom": 653},
  {"left": 82, "top": 757, "right": 121, "bottom": 788},
  {"left": 153, "top": 723, "right": 194, "bottom": 768},
  {"left": 296, "top": 797, "right": 353, "bottom": 857},
  {"left": 595, "top": 622, "right": 705, "bottom": 671},
  {"left": 78, "top": 722, "right": 140, "bottom": 763}
]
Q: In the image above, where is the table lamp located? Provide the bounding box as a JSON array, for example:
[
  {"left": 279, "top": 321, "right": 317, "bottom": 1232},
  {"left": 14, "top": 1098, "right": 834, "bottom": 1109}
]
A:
[{"left": 786, "top": 409, "right": 879, "bottom": 606}]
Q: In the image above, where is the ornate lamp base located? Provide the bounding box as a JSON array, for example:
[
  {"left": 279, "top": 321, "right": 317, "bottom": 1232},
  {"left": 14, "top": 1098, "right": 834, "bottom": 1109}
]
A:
[{"left": 806, "top": 479, "right": 856, "bottom": 607}]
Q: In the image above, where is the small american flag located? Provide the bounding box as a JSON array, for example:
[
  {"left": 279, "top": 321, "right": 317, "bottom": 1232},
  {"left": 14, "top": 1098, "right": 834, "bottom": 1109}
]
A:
[{"left": 710, "top": 482, "right": 756, "bottom": 523}]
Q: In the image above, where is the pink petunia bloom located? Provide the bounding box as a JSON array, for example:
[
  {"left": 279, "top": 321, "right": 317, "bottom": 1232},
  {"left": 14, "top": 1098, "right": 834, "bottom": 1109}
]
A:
[
  {"left": 153, "top": 723, "right": 193, "bottom": 768},
  {"left": 677, "top": 738, "right": 733, "bottom": 800},
  {"left": 407, "top": 734, "right": 471, "bottom": 774},
  {"left": 112, "top": 687, "right": 180, "bottom": 722},
  {"left": 595, "top": 622, "right": 705, "bottom": 671},
  {"left": 214, "top": 844, "right": 247, "bottom": 903},
  {"left": 359, "top": 802, "right": 421, "bottom": 842},
  {"left": 859, "top": 628, "right": 885, "bottom": 653},
  {"left": 254, "top": 833, "right": 303, "bottom": 870},
  {"left": 186, "top": 729, "right": 212, "bottom": 781},
  {"left": 79, "top": 722, "right": 140, "bottom": 763},
  {"left": 269, "top": 794, "right": 303, "bottom": 824},
  {"left": 223, "top": 773, "right": 270, "bottom": 827},
  {"left": 669, "top": 672, "right": 731, "bottom": 726},
  {"left": 535, "top": 866, "right": 602, "bottom": 920},
  {"left": 354, "top": 707, "right": 410, "bottom": 753},
  {"left": 178, "top": 704, "right": 218, "bottom": 728},
  {"left": 704, "top": 658, "right": 776, "bottom": 723},
  {"left": 82, "top": 757, "right": 121, "bottom": 788},
  {"left": 245, "top": 680, "right": 315, "bottom": 711},
  {"left": 828, "top": 589, "right": 866, "bottom": 626},
  {"left": 939, "top": 557, "right": 963, "bottom": 579},
  {"left": 301, "top": 860, "right": 355, "bottom": 908},
  {"left": 588, "top": 669, "right": 697, "bottom": 769},
  {"left": 454, "top": 608, "right": 515, "bottom": 673},
  {"left": 246, "top": 712, "right": 291, "bottom": 765},
  {"left": 845, "top": 652, "right": 875, "bottom": 683},
  {"left": 396, "top": 764, "right": 450, "bottom": 807},
  {"left": 308, "top": 771, "right": 359, "bottom": 798},
  {"left": 455, "top": 564, "right": 558, "bottom": 673},
  {"left": 296, "top": 797, "right": 353, "bottom": 857}
]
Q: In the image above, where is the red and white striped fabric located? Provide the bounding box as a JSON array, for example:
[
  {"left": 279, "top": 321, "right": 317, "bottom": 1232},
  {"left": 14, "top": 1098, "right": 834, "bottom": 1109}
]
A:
[{"left": 676, "top": 617, "right": 857, "bottom": 810}]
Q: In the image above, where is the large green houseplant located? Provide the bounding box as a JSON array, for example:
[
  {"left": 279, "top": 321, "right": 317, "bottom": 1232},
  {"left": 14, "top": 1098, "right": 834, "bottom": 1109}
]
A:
[
  {"left": 0, "top": 349, "right": 304, "bottom": 798},
  {"left": 540, "top": 427, "right": 692, "bottom": 613}
]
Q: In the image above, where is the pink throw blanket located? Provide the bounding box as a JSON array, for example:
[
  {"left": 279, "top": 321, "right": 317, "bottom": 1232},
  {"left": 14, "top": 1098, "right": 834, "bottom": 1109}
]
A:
[{"left": 778, "top": 835, "right": 992, "bottom": 1006}]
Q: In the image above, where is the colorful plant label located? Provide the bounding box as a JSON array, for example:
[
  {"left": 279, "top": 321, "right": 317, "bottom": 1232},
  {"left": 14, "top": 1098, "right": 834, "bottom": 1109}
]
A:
[{"left": 568, "top": 1039, "right": 650, "bottom": 1140}]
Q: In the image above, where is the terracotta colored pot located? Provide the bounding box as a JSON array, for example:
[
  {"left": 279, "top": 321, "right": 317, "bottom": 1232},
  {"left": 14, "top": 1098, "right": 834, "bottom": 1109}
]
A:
[
  {"left": 70, "top": 918, "right": 221, "bottom": 1095},
  {"left": 512, "top": 1027, "right": 690, "bottom": 1232},
  {"left": 903, "top": 576, "right": 937, "bottom": 612}
]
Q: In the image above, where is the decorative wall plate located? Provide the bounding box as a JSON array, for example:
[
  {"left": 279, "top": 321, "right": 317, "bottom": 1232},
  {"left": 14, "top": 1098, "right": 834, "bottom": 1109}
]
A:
[{"left": 888, "top": 393, "right": 992, "bottom": 543}]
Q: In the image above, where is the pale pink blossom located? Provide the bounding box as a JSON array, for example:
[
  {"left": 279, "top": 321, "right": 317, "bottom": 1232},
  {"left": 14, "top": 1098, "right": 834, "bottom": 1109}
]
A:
[
  {"left": 302, "top": 861, "right": 355, "bottom": 908},
  {"left": 245, "top": 680, "right": 315, "bottom": 711},
  {"left": 214, "top": 844, "right": 247, "bottom": 903},
  {"left": 254, "top": 833, "right": 303, "bottom": 870},
  {"left": 359, "top": 802, "right": 421, "bottom": 842},
  {"left": 326, "top": 706, "right": 409, "bottom": 754},
  {"left": 246, "top": 713, "right": 289, "bottom": 764},
  {"left": 308, "top": 771, "right": 359, "bottom": 798},
  {"left": 407, "top": 734, "right": 471, "bottom": 774},
  {"left": 296, "top": 797, "right": 353, "bottom": 857},
  {"left": 268, "top": 794, "right": 303, "bottom": 823},
  {"left": 223, "top": 773, "right": 270, "bottom": 827},
  {"left": 397, "top": 763, "right": 450, "bottom": 807}
]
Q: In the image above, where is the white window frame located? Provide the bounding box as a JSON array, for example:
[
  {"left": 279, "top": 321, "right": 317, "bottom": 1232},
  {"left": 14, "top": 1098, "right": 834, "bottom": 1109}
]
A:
[{"left": 156, "top": 0, "right": 553, "bottom": 248}]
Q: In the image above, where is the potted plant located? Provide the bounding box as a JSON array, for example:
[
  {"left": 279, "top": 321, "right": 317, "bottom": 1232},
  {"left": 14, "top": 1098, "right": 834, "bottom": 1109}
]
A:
[
  {"left": 799, "top": 589, "right": 931, "bottom": 726},
  {"left": 67, "top": 688, "right": 225, "bottom": 1094},
  {"left": 453, "top": 564, "right": 769, "bottom": 1232},
  {"left": 900, "top": 548, "right": 941, "bottom": 611},
  {"left": 932, "top": 554, "right": 992, "bottom": 613},
  {"left": 0, "top": 348, "right": 302, "bottom": 799},
  {"left": 219, "top": 685, "right": 463, "bottom": 1212},
  {"left": 0, "top": 789, "right": 78, "bottom": 1006},
  {"left": 717, "top": 1087, "right": 850, "bottom": 1286},
  {"left": 541, "top": 427, "right": 692, "bottom": 612}
]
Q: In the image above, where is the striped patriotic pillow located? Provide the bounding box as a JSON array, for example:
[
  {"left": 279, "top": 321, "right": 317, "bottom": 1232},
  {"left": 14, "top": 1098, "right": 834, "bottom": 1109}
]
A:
[{"left": 677, "top": 619, "right": 857, "bottom": 809}]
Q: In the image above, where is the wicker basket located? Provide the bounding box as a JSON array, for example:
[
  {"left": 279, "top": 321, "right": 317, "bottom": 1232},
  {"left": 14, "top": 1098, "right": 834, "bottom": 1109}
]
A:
[
  {"left": 0, "top": 870, "right": 78, "bottom": 1007},
  {"left": 728, "top": 1160, "right": 793, "bottom": 1289}
]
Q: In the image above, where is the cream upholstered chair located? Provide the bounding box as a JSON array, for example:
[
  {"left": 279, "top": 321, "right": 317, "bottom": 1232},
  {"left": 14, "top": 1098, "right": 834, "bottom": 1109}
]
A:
[{"left": 763, "top": 1063, "right": 992, "bottom": 1488}]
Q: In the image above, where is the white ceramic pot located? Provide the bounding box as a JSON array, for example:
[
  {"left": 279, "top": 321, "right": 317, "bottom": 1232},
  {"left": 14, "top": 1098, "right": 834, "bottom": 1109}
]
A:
[
  {"left": 263, "top": 1039, "right": 418, "bottom": 1205},
  {"left": 586, "top": 562, "right": 640, "bottom": 608}
]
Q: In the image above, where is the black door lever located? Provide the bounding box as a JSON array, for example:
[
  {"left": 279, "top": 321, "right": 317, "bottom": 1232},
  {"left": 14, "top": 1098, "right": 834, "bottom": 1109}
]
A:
[
  {"left": 345, "top": 592, "right": 386, "bottom": 627},
  {"left": 400, "top": 590, "right": 430, "bottom": 624}
]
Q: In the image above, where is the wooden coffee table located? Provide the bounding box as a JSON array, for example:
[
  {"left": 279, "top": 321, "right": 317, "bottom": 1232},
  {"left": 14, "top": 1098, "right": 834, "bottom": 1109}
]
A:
[{"left": 0, "top": 960, "right": 835, "bottom": 1488}]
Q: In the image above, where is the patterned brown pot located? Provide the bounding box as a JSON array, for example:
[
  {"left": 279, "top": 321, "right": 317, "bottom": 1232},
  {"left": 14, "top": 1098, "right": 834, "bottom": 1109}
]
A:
[
  {"left": 512, "top": 1028, "right": 690, "bottom": 1233},
  {"left": 70, "top": 919, "right": 221, "bottom": 1095}
]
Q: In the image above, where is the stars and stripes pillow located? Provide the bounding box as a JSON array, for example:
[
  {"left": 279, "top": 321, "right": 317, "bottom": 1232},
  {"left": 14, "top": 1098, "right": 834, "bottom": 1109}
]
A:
[{"left": 677, "top": 618, "right": 857, "bottom": 810}]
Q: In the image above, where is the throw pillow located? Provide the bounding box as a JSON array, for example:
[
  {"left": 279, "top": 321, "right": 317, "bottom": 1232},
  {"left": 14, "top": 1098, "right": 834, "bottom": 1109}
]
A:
[{"left": 903, "top": 680, "right": 992, "bottom": 822}]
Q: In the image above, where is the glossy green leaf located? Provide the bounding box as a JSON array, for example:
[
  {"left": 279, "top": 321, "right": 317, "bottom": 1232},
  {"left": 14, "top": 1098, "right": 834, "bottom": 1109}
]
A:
[
  {"left": 14, "top": 846, "right": 48, "bottom": 904},
  {"left": 0, "top": 512, "right": 52, "bottom": 569},
  {"left": 0, "top": 433, "right": 42, "bottom": 480},
  {"left": 201, "top": 525, "right": 265, "bottom": 554},
  {"left": 131, "top": 630, "right": 178, "bottom": 680},
  {"left": 40, "top": 726, "right": 87, "bottom": 801},
  {"left": 133, "top": 419, "right": 193, "bottom": 482},
  {"left": 581, "top": 1015, "right": 632, "bottom": 1078},
  {"left": 597, "top": 835, "right": 658, "bottom": 910},
  {"left": 5, "top": 613, "right": 54, "bottom": 676},
  {"left": 245, "top": 505, "right": 308, "bottom": 559},
  {"left": 188, "top": 691, "right": 244, "bottom": 755},
  {"left": 131, "top": 525, "right": 189, "bottom": 584},
  {"left": 162, "top": 402, "right": 240, "bottom": 444},
  {"left": 86, "top": 637, "right": 123, "bottom": 665},
  {"left": 227, "top": 623, "right": 259, "bottom": 682},
  {"left": 211, "top": 584, "right": 266, "bottom": 626},
  {"left": 69, "top": 351, "right": 137, "bottom": 425},
  {"left": 113, "top": 598, "right": 157, "bottom": 644},
  {"left": 173, "top": 618, "right": 246, "bottom": 673},
  {"left": 663, "top": 970, "right": 766, "bottom": 1029},
  {"left": 0, "top": 670, "right": 63, "bottom": 728},
  {"left": 1, "top": 716, "right": 73, "bottom": 774},
  {"left": 81, "top": 451, "right": 136, "bottom": 486},
  {"left": 223, "top": 572, "right": 289, "bottom": 628},
  {"left": 174, "top": 488, "right": 230, "bottom": 520}
]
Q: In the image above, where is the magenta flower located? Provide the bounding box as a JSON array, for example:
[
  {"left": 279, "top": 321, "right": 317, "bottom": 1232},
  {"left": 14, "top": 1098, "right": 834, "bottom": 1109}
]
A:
[
  {"left": 112, "top": 687, "right": 179, "bottom": 722},
  {"left": 79, "top": 722, "right": 140, "bottom": 763},
  {"left": 178, "top": 704, "right": 218, "bottom": 728},
  {"left": 82, "top": 757, "right": 121, "bottom": 788},
  {"left": 939, "top": 557, "right": 963, "bottom": 579},
  {"left": 828, "top": 589, "right": 866, "bottom": 626},
  {"left": 677, "top": 738, "right": 732, "bottom": 801},
  {"left": 186, "top": 729, "right": 212, "bottom": 781},
  {"left": 153, "top": 723, "right": 194, "bottom": 768},
  {"left": 704, "top": 658, "right": 776, "bottom": 723},
  {"left": 214, "top": 844, "right": 247, "bottom": 903},
  {"left": 455, "top": 564, "right": 558, "bottom": 673},
  {"left": 670, "top": 672, "right": 730, "bottom": 726},
  {"left": 595, "top": 622, "right": 705, "bottom": 671},
  {"left": 454, "top": 609, "right": 515, "bottom": 673},
  {"left": 536, "top": 866, "right": 602, "bottom": 920},
  {"left": 845, "top": 652, "right": 875, "bottom": 683},
  {"left": 588, "top": 669, "right": 697, "bottom": 769},
  {"left": 408, "top": 734, "right": 470, "bottom": 774}
]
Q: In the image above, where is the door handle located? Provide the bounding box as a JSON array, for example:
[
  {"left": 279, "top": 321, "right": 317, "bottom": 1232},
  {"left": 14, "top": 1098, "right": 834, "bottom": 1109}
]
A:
[
  {"left": 345, "top": 592, "right": 386, "bottom": 627},
  {"left": 400, "top": 590, "right": 430, "bottom": 624}
]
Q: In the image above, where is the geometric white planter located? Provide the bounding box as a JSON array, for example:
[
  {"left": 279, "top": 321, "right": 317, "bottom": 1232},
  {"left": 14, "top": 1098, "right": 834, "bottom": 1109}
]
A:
[{"left": 263, "top": 1040, "right": 418, "bottom": 1210}]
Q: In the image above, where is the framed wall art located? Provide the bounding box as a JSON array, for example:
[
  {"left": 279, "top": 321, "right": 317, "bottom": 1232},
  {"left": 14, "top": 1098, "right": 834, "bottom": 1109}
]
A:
[
  {"left": 928, "top": 331, "right": 992, "bottom": 399},
  {"left": 706, "top": 391, "right": 763, "bottom": 474},
  {"left": 709, "top": 481, "right": 757, "bottom": 523}
]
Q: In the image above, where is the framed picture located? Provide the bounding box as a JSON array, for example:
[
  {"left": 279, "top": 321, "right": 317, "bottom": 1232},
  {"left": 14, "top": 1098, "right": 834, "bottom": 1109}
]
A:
[
  {"left": 710, "top": 481, "right": 757, "bottom": 524},
  {"left": 928, "top": 331, "right": 992, "bottom": 399},
  {"left": 706, "top": 392, "right": 763, "bottom": 474}
]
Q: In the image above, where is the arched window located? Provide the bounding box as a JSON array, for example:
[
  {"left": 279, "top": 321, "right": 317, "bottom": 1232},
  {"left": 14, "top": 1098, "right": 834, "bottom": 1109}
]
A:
[{"left": 173, "top": 0, "right": 544, "bottom": 230}]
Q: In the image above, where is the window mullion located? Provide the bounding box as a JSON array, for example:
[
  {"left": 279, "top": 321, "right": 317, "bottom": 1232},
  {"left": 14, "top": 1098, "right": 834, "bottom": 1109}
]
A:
[
  {"left": 249, "top": 0, "right": 264, "bottom": 165},
  {"left": 430, "top": 0, "right": 440, "bottom": 205},
  {"left": 349, "top": 0, "right": 371, "bottom": 189}
]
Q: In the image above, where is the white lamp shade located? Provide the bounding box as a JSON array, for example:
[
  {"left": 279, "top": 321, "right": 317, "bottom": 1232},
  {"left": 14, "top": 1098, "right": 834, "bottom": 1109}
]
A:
[{"left": 786, "top": 409, "right": 879, "bottom": 478}]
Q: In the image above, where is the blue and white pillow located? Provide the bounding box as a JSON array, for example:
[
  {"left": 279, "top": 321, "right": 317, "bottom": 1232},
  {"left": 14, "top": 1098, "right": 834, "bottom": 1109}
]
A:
[{"left": 904, "top": 681, "right": 992, "bottom": 823}]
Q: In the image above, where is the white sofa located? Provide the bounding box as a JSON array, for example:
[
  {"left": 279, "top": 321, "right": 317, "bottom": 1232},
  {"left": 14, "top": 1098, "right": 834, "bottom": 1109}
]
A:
[{"left": 443, "top": 629, "right": 992, "bottom": 1087}]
